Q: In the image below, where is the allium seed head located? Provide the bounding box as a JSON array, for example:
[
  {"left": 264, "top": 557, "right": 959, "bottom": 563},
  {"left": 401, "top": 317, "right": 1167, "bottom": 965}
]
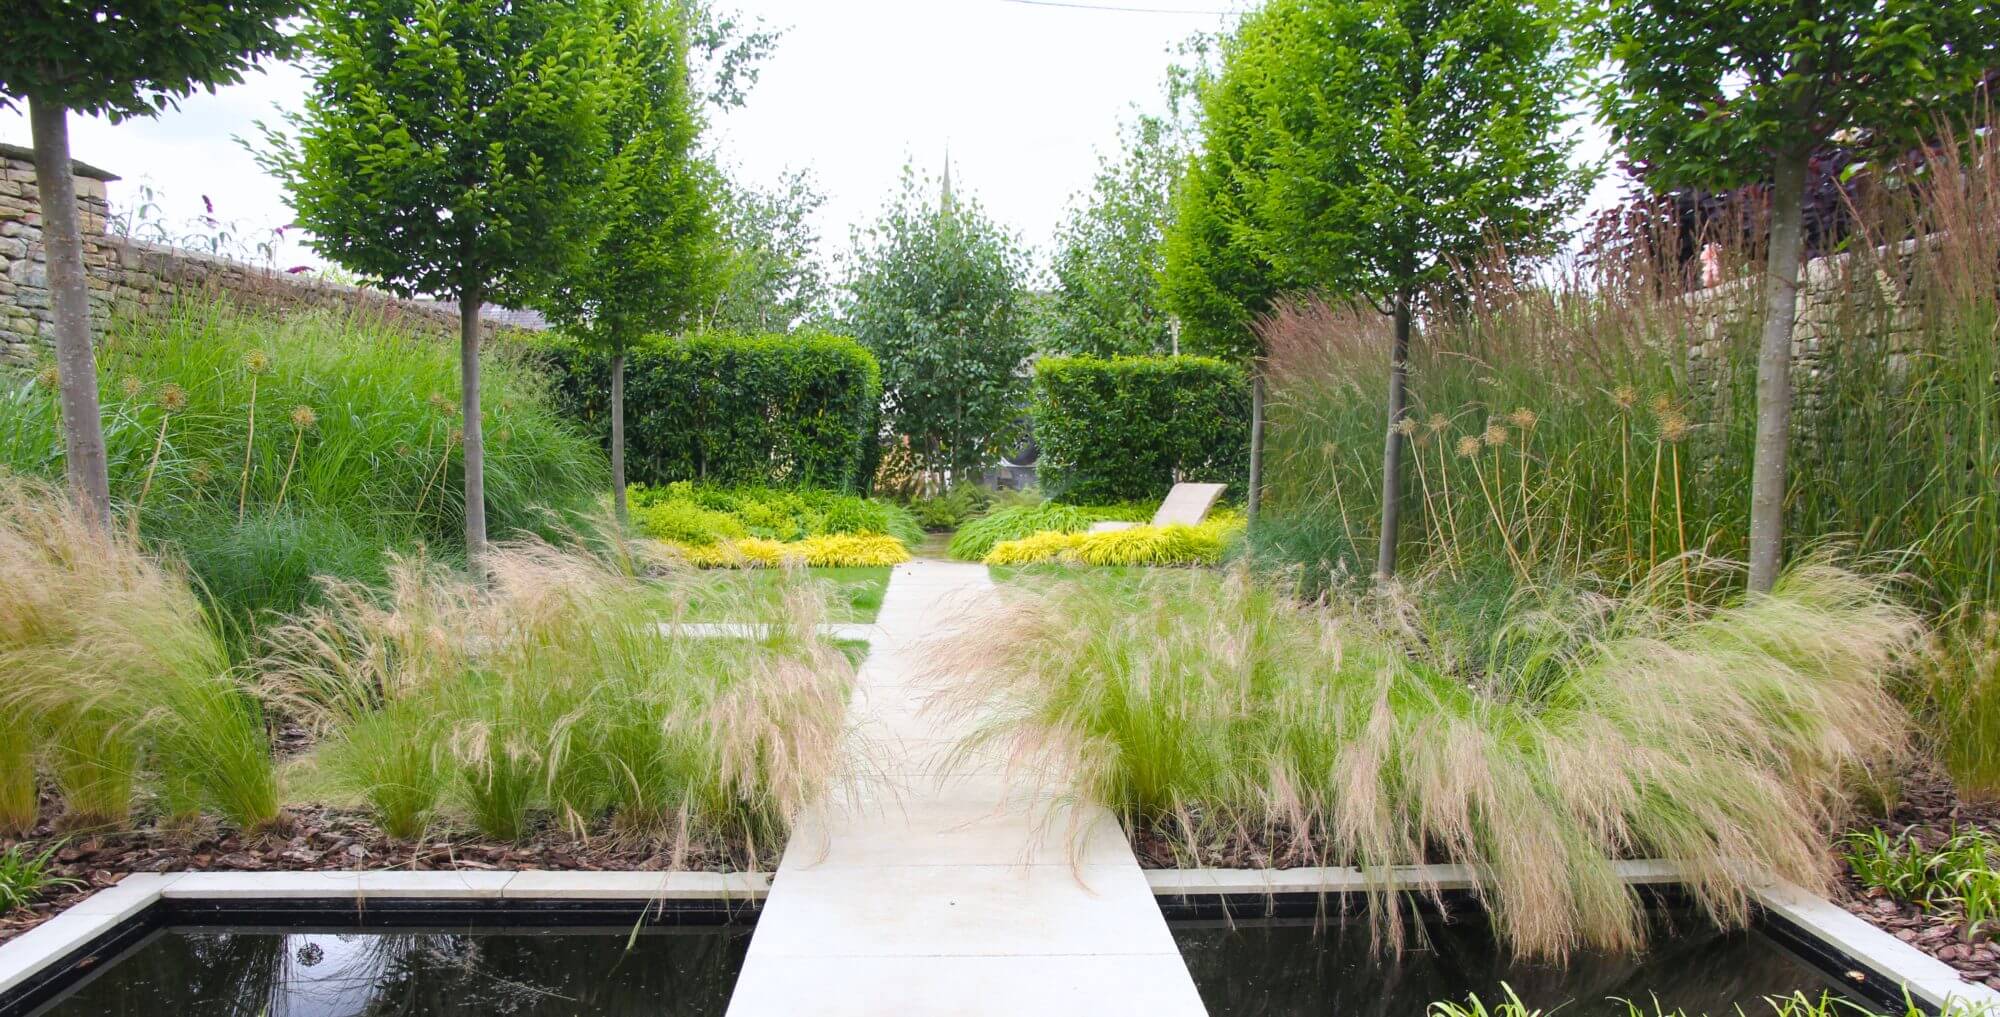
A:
[
  {"left": 1508, "top": 407, "right": 1538, "bottom": 430},
  {"left": 1613, "top": 386, "right": 1637, "bottom": 410},
  {"left": 121, "top": 375, "right": 143, "bottom": 398},
  {"left": 1483, "top": 424, "right": 1509, "bottom": 447},
  {"left": 1395, "top": 416, "right": 1419, "bottom": 437},
  {"left": 156, "top": 383, "right": 189, "bottom": 413},
  {"left": 1649, "top": 393, "right": 1674, "bottom": 416},
  {"left": 34, "top": 365, "right": 59, "bottom": 389},
  {"left": 1426, "top": 414, "right": 1449, "bottom": 434},
  {"left": 1456, "top": 435, "right": 1483, "bottom": 458},
  {"left": 1659, "top": 411, "right": 1690, "bottom": 443},
  {"left": 290, "top": 405, "right": 317, "bottom": 431},
  {"left": 242, "top": 349, "right": 272, "bottom": 375}
]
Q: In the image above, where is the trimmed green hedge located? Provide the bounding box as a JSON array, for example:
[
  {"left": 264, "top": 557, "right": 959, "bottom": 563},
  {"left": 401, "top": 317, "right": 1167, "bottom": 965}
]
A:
[
  {"left": 1031, "top": 355, "right": 1250, "bottom": 504},
  {"left": 542, "top": 331, "right": 881, "bottom": 490}
]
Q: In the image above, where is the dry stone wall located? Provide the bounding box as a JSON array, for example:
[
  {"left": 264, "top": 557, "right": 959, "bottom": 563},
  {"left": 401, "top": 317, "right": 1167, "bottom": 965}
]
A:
[{"left": 1, "top": 144, "right": 521, "bottom": 369}]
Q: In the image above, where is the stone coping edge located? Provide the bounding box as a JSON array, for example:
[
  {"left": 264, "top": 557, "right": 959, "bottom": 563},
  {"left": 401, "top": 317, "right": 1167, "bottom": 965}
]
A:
[
  {"left": 0, "top": 870, "right": 770, "bottom": 998},
  {"left": 1146, "top": 863, "right": 2000, "bottom": 1013}
]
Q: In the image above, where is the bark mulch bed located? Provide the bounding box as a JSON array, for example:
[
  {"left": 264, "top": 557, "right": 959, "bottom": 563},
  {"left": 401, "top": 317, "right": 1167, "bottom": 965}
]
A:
[
  {"left": 0, "top": 798, "right": 759, "bottom": 949},
  {"left": 1834, "top": 769, "right": 2000, "bottom": 992}
]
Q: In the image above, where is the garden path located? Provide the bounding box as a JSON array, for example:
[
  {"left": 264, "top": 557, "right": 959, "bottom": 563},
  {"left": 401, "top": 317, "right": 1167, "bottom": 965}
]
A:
[{"left": 725, "top": 558, "right": 1208, "bottom": 1016}]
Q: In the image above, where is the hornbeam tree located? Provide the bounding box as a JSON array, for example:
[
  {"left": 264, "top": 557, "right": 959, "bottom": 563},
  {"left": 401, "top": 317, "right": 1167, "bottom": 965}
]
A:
[
  {"left": 1594, "top": 0, "right": 1999, "bottom": 593},
  {"left": 1, "top": 0, "right": 299, "bottom": 529},
  {"left": 268, "top": 0, "right": 614, "bottom": 576}
]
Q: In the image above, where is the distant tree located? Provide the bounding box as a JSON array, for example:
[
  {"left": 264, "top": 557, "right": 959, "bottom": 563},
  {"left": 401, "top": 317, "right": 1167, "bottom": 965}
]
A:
[
  {"left": 268, "top": 0, "right": 613, "bottom": 577},
  {"left": 1163, "top": 0, "right": 1587, "bottom": 574},
  {"left": 706, "top": 169, "right": 830, "bottom": 332},
  {"left": 1593, "top": 0, "right": 1999, "bottom": 593},
  {"left": 541, "top": 0, "right": 720, "bottom": 525},
  {"left": 1044, "top": 113, "right": 1185, "bottom": 358},
  {"left": 1, "top": 0, "right": 299, "bottom": 530},
  {"left": 842, "top": 167, "right": 1030, "bottom": 484}
]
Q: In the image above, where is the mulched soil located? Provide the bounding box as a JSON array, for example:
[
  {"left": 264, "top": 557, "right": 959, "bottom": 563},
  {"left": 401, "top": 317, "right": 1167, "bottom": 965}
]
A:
[
  {"left": 0, "top": 794, "right": 756, "bottom": 948},
  {"left": 1832, "top": 768, "right": 2000, "bottom": 992}
]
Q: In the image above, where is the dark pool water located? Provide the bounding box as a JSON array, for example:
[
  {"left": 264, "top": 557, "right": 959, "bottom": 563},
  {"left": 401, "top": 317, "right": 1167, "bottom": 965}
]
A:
[
  {"left": 1173, "top": 912, "right": 1860, "bottom": 1017},
  {"left": 29, "top": 924, "right": 751, "bottom": 1017}
]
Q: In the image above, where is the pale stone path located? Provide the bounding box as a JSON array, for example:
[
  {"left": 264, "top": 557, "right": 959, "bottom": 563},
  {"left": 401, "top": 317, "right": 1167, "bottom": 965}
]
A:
[{"left": 725, "top": 559, "right": 1209, "bottom": 1016}]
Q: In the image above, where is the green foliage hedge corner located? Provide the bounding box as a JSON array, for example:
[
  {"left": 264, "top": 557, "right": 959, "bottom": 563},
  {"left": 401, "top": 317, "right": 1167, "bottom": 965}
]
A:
[
  {"left": 541, "top": 330, "right": 882, "bottom": 491},
  {"left": 1031, "top": 355, "right": 1250, "bottom": 504}
]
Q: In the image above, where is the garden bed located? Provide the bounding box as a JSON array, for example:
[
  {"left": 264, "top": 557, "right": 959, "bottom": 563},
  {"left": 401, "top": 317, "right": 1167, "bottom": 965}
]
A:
[
  {"left": 1836, "top": 770, "right": 2000, "bottom": 991},
  {"left": 0, "top": 798, "right": 760, "bottom": 948}
]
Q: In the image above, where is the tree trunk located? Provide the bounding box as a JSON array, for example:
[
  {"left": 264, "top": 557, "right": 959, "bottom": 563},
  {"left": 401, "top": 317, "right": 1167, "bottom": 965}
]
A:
[
  {"left": 1246, "top": 368, "right": 1265, "bottom": 524},
  {"left": 1746, "top": 151, "right": 1810, "bottom": 595},
  {"left": 610, "top": 345, "right": 628, "bottom": 526},
  {"left": 460, "top": 290, "right": 488, "bottom": 582},
  {"left": 1375, "top": 294, "right": 1413, "bottom": 580},
  {"left": 29, "top": 96, "right": 111, "bottom": 532}
]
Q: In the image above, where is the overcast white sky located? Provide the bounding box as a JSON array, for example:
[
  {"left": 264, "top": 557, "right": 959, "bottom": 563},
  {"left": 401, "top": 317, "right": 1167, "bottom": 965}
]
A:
[{"left": 0, "top": 0, "right": 1617, "bottom": 282}]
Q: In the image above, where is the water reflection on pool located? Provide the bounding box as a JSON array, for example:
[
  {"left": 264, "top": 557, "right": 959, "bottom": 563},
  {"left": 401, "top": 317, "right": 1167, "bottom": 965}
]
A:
[
  {"left": 1173, "top": 910, "right": 1862, "bottom": 1017},
  {"left": 30, "top": 924, "right": 750, "bottom": 1017}
]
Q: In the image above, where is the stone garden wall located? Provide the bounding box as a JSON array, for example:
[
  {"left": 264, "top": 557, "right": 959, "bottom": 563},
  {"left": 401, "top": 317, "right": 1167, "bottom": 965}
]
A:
[{"left": 0, "top": 144, "right": 527, "bottom": 369}]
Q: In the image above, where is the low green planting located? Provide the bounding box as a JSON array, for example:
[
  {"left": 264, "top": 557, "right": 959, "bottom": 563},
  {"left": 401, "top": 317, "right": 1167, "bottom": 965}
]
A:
[
  {"left": 0, "top": 475, "right": 279, "bottom": 832},
  {"left": 631, "top": 482, "right": 923, "bottom": 549},
  {"left": 936, "top": 560, "right": 1918, "bottom": 959},
  {"left": 983, "top": 514, "right": 1243, "bottom": 567},
  {"left": 0, "top": 843, "right": 77, "bottom": 913},
  {"left": 1431, "top": 988, "right": 1947, "bottom": 1017},
  {"left": 0, "top": 302, "right": 606, "bottom": 636},
  {"left": 946, "top": 501, "right": 1149, "bottom": 561},
  {"left": 267, "top": 541, "right": 853, "bottom": 856},
  {"left": 1842, "top": 827, "right": 2000, "bottom": 937},
  {"left": 668, "top": 566, "right": 891, "bottom": 624},
  {"left": 906, "top": 484, "right": 992, "bottom": 531}
]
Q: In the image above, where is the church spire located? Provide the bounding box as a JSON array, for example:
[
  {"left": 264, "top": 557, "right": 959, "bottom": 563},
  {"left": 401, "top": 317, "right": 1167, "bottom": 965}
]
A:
[{"left": 940, "top": 143, "right": 956, "bottom": 216}]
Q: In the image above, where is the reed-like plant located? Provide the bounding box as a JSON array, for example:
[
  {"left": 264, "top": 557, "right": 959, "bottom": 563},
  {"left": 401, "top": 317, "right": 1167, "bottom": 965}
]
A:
[
  {"left": 932, "top": 558, "right": 1919, "bottom": 960},
  {"left": 1253, "top": 124, "right": 2000, "bottom": 795},
  {"left": 266, "top": 540, "right": 853, "bottom": 857},
  {"left": 0, "top": 301, "right": 608, "bottom": 634}
]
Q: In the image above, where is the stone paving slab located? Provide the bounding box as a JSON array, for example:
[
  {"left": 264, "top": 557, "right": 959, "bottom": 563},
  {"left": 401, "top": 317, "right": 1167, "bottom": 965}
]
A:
[{"left": 725, "top": 559, "right": 1206, "bottom": 1016}]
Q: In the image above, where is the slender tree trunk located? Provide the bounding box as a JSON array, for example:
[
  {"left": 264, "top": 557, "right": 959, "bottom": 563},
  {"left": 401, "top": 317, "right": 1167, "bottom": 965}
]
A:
[
  {"left": 610, "top": 344, "right": 628, "bottom": 526},
  {"left": 1746, "top": 151, "right": 1810, "bottom": 594},
  {"left": 460, "top": 289, "right": 488, "bottom": 582},
  {"left": 29, "top": 96, "right": 111, "bottom": 532},
  {"left": 1246, "top": 368, "right": 1265, "bottom": 524},
  {"left": 1375, "top": 293, "right": 1414, "bottom": 580}
]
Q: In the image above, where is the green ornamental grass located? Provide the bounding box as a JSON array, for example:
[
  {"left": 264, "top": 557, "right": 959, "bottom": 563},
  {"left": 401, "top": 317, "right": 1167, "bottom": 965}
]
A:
[{"left": 934, "top": 558, "right": 1919, "bottom": 959}]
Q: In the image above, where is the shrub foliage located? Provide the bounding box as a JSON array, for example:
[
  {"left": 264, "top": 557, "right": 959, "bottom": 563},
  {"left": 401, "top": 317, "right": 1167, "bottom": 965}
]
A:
[
  {"left": 1032, "top": 355, "right": 1249, "bottom": 504},
  {"left": 543, "top": 330, "right": 881, "bottom": 491}
]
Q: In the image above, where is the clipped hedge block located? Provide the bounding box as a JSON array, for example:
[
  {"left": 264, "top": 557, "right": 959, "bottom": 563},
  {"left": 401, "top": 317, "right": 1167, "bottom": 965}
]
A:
[
  {"left": 1031, "top": 355, "right": 1250, "bottom": 505},
  {"left": 542, "top": 330, "right": 881, "bottom": 491}
]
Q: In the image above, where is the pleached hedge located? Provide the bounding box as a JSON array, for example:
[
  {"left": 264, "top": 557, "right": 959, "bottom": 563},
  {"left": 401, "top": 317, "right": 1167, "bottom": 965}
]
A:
[
  {"left": 542, "top": 330, "right": 881, "bottom": 491},
  {"left": 1031, "top": 354, "right": 1250, "bottom": 504}
]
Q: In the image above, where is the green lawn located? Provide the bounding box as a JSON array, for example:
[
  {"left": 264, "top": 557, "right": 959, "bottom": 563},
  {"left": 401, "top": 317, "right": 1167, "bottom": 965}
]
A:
[
  {"left": 987, "top": 564, "right": 1153, "bottom": 586},
  {"left": 665, "top": 566, "right": 892, "bottom": 624}
]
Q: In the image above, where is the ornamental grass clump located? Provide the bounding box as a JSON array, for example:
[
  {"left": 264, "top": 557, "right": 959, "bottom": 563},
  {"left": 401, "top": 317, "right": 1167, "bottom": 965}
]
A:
[
  {"left": 0, "top": 475, "right": 278, "bottom": 832},
  {"left": 983, "top": 517, "right": 1243, "bottom": 567},
  {"left": 267, "top": 540, "right": 853, "bottom": 859},
  {"left": 946, "top": 501, "right": 1150, "bottom": 561},
  {"left": 931, "top": 558, "right": 1919, "bottom": 959}
]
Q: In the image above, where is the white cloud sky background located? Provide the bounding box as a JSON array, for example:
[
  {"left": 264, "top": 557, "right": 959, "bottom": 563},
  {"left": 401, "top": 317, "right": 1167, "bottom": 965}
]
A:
[{"left": 0, "top": 0, "right": 1623, "bottom": 288}]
